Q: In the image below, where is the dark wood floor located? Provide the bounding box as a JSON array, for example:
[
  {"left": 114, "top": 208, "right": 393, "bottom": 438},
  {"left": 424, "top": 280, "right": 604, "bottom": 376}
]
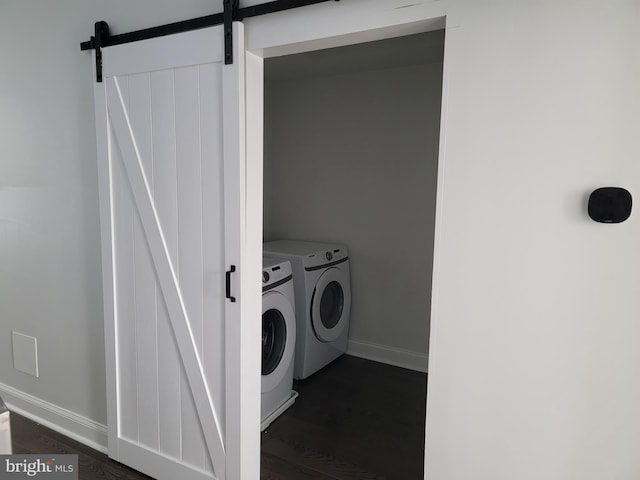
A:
[
  {"left": 10, "top": 355, "right": 427, "bottom": 480},
  {"left": 262, "top": 355, "right": 427, "bottom": 479},
  {"left": 11, "top": 413, "right": 154, "bottom": 480}
]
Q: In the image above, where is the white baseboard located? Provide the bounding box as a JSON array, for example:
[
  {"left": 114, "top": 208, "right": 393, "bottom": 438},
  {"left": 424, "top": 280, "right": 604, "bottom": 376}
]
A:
[
  {"left": 347, "top": 338, "right": 428, "bottom": 373},
  {"left": 0, "top": 382, "right": 108, "bottom": 454}
]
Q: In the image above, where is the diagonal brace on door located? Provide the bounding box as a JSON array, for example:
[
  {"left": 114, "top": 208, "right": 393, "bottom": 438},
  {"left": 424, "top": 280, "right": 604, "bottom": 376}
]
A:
[{"left": 105, "top": 77, "right": 227, "bottom": 478}]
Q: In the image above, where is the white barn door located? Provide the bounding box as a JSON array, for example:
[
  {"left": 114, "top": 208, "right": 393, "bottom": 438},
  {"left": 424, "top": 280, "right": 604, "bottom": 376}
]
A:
[{"left": 92, "top": 23, "right": 257, "bottom": 480}]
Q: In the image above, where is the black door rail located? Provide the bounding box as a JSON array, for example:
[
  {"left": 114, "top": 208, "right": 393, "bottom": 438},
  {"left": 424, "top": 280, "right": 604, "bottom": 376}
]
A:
[{"left": 81, "top": 0, "right": 340, "bottom": 82}]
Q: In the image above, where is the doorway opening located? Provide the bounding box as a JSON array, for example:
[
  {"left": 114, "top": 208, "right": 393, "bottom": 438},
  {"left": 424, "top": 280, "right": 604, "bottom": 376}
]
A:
[{"left": 259, "top": 29, "right": 445, "bottom": 479}]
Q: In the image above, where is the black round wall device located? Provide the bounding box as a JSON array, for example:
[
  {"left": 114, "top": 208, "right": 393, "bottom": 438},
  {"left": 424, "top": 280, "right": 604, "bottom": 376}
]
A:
[{"left": 588, "top": 187, "right": 632, "bottom": 223}]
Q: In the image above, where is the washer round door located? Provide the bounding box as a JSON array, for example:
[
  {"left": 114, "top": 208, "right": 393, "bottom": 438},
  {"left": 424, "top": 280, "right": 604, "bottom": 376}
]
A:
[
  {"left": 310, "top": 266, "right": 351, "bottom": 343},
  {"left": 261, "top": 290, "right": 296, "bottom": 393}
]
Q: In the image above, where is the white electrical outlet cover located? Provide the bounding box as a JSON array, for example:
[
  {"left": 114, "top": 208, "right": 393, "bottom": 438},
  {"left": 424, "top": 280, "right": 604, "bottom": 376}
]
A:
[{"left": 12, "top": 331, "right": 39, "bottom": 377}]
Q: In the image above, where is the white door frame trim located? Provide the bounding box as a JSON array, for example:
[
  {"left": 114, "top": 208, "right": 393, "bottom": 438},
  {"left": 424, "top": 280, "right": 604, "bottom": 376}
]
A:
[{"left": 244, "top": 12, "right": 449, "bottom": 480}]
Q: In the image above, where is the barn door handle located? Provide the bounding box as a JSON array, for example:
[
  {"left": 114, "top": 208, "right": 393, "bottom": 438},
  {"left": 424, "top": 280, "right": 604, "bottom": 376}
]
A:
[{"left": 226, "top": 265, "right": 236, "bottom": 303}]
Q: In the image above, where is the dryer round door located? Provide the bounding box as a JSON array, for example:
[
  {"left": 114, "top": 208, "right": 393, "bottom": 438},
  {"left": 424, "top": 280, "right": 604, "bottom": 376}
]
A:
[
  {"left": 310, "top": 266, "right": 351, "bottom": 343},
  {"left": 261, "top": 290, "right": 296, "bottom": 393}
]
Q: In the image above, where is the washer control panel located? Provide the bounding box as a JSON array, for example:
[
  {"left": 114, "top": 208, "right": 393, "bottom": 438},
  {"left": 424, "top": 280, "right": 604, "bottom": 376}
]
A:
[{"left": 262, "top": 257, "right": 292, "bottom": 289}]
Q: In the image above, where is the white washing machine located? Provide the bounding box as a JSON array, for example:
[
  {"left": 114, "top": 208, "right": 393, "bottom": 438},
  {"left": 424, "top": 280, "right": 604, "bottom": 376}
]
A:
[
  {"left": 261, "top": 257, "right": 298, "bottom": 431},
  {"left": 263, "top": 240, "right": 352, "bottom": 380}
]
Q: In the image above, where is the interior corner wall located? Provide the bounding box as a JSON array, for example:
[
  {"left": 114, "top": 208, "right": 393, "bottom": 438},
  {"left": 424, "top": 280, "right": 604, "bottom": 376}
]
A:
[
  {"left": 0, "top": 0, "right": 223, "bottom": 447},
  {"left": 264, "top": 62, "right": 442, "bottom": 369}
]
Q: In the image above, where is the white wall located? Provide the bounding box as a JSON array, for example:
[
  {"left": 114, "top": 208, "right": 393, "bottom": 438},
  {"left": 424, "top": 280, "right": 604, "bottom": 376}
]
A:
[
  {"left": 264, "top": 59, "right": 442, "bottom": 370},
  {"left": 426, "top": 2, "right": 640, "bottom": 479},
  {"left": 3, "top": 1, "right": 640, "bottom": 479},
  {"left": 0, "top": 0, "right": 224, "bottom": 447}
]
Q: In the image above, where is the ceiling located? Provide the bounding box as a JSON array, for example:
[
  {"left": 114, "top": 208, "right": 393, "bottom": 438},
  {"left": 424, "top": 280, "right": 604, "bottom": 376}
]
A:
[{"left": 265, "top": 30, "right": 445, "bottom": 82}]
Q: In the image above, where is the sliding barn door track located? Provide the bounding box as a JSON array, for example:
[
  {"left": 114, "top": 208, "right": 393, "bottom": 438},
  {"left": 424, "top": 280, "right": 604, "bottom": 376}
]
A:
[{"left": 81, "top": 0, "right": 340, "bottom": 82}]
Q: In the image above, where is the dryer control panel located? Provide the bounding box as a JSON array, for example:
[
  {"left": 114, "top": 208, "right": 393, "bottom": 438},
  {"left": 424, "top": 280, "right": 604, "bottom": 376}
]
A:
[
  {"left": 303, "top": 246, "right": 349, "bottom": 271},
  {"left": 263, "top": 240, "right": 349, "bottom": 271}
]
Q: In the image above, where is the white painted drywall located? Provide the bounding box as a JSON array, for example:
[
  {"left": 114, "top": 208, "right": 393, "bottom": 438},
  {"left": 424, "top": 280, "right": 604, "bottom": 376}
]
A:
[
  {"left": 425, "top": 3, "right": 640, "bottom": 479},
  {"left": 264, "top": 58, "right": 442, "bottom": 370},
  {"left": 3, "top": 1, "right": 640, "bottom": 479}
]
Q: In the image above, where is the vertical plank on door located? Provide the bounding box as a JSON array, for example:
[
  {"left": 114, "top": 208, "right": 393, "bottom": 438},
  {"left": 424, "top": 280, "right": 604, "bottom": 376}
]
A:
[
  {"left": 150, "top": 69, "right": 182, "bottom": 460},
  {"left": 200, "top": 61, "right": 226, "bottom": 431},
  {"left": 112, "top": 77, "right": 139, "bottom": 444},
  {"left": 128, "top": 72, "right": 160, "bottom": 451},
  {"left": 175, "top": 65, "right": 206, "bottom": 470},
  {"left": 199, "top": 62, "right": 225, "bottom": 474}
]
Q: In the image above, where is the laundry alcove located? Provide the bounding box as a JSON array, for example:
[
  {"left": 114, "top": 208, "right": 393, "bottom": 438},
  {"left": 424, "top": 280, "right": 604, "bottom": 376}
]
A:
[{"left": 260, "top": 30, "right": 444, "bottom": 478}]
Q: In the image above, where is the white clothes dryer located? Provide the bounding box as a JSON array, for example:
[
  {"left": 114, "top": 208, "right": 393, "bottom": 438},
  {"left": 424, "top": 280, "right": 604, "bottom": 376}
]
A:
[
  {"left": 261, "top": 257, "right": 297, "bottom": 430},
  {"left": 263, "top": 240, "right": 352, "bottom": 380}
]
